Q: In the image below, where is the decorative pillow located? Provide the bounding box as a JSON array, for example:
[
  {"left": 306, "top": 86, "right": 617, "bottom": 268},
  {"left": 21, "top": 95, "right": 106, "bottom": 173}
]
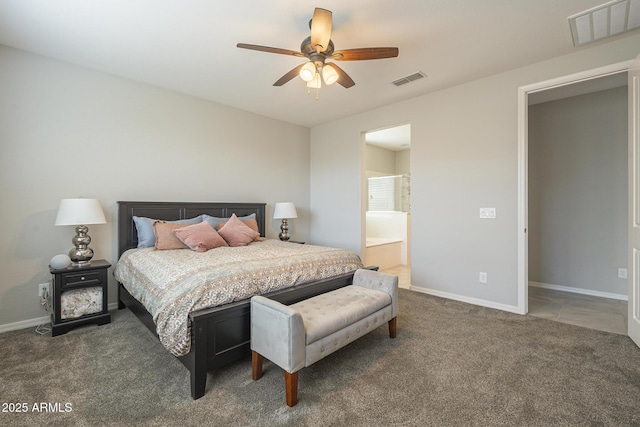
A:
[
  {"left": 201, "top": 214, "right": 224, "bottom": 228},
  {"left": 214, "top": 217, "right": 260, "bottom": 234},
  {"left": 153, "top": 221, "right": 189, "bottom": 250},
  {"left": 173, "top": 221, "right": 228, "bottom": 252},
  {"left": 203, "top": 213, "right": 256, "bottom": 230},
  {"left": 217, "top": 214, "right": 261, "bottom": 247},
  {"left": 134, "top": 215, "right": 202, "bottom": 248}
]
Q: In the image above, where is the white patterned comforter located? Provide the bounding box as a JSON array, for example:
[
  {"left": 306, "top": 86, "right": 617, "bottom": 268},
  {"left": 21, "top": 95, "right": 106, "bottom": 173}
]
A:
[{"left": 113, "top": 239, "right": 363, "bottom": 356}]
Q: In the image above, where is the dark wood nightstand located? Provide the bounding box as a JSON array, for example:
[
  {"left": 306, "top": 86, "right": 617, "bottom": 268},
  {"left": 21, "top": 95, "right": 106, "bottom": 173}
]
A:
[{"left": 49, "top": 259, "right": 111, "bottom": 336}]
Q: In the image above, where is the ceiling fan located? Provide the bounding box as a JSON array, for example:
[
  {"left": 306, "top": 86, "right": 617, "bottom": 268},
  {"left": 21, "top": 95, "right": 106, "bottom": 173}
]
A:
[{"left": 237, "top": 8, "right": 399, "bottom": 91}]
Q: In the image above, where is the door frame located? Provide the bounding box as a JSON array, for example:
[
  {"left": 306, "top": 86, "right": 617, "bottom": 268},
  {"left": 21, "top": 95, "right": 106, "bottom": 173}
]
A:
[
  {"left": 517, "top": 60, "right": 634, "bottom": 315},
  {"left": 628, "top": 55, "right": 640, "bottom": 346},
  {"left": 361, "top": 123, "right": 412, "bottom": 271}
]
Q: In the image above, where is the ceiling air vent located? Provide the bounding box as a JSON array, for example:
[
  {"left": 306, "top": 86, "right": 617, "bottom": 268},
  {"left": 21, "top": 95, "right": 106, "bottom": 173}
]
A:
[
  {"left": 569, "top": 0, "right": 640, "bottom": 46},
  {"left": 392, "top": 71, "right": 426, "bottom": 87}
]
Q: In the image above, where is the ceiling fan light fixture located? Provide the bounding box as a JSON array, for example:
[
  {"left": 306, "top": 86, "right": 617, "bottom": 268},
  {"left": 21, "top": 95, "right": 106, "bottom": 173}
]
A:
[
  {"left": 237, "top": 7, "right": 399, "bottom": 93},
  {"left": 307, "top": 72, "right": 322, "bottom": 89},
  {"left": 322, "top": 64, "right": 339, "bottom": 85},
  {"left": 299, "top": 62, "right": 316, "bottom": 82}
]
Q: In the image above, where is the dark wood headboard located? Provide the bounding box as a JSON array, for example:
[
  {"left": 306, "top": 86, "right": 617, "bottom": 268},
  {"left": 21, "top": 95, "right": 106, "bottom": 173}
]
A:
[{"left": 117, "top": 201, "right": 266, "bottom": 258}]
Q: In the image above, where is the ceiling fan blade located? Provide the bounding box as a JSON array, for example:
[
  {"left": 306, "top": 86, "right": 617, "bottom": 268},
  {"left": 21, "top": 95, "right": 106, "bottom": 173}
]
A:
[
  {"left": 310, "top": 8, "right": 332, "bottom": 53},
  {"left": 331, "top": 47, "right": 399, "bottom": 61},
  {"left": 326, "top": 62, "right": 355, "bottom": 88},
  {"left": 237, "top": 43, "right": 304, "bottom": 57},
  {"left": 273, "top": 64, "right": 306, "bottom": 86}
]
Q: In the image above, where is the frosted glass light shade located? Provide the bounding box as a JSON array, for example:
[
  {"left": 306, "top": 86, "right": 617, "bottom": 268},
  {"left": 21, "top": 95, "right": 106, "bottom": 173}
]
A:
[
  {"left": 55, "top": 199, "right": 106, "bottom": 226},
  {"left": 299, "top": 62, "right": 316, "bottom": 82},
  {"left": 322, "top": 64, "right": 339, "bottom": 85},
  {"left": 273, "top": 202, "right": 298, "bottom": 219},
  {"left": 306, "top": 72, "right": 322, "bottom": 89}
]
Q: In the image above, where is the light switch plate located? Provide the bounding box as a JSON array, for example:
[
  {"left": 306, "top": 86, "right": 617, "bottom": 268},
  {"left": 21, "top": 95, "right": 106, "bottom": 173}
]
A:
[{"left": 480, "top": 208, "right": 496, "bottom": 219}]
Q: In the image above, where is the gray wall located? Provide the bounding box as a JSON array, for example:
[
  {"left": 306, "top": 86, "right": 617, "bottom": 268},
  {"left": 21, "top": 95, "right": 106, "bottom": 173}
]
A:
[
  {"left": 528, "top": 87, "right": 628, "bottom": 295},
  {"left": 396, "top": 150, "right": 410, "bottom": 176},
  {"left": 1, "top": 32, "right": 639, "bottom": 328},
  {"left": 310, "top": 33, "right": 640, "bottom": 312},
  {"left": 0, "top": 46, "right": 310, "bottom": 329},
  {"left": 365, "top": 144, "right": 410, "bottom": 177},
  {"left": 365, "top": 145, "right": 396, "bottom": 175}
]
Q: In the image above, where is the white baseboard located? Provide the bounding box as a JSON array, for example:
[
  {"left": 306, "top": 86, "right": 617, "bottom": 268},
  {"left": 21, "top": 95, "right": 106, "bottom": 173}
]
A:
[
  {"left": 409, "top": 284, "right": 523, "bottom": 314},
  {"left": 0, "top": 315, "right": 50, "bottom": 334},
  {"left": 0, "top": 302, "right": 120, "bottom": 334},
  {"left": 529, "top": 281, "right": 628, "bottom": 301}
]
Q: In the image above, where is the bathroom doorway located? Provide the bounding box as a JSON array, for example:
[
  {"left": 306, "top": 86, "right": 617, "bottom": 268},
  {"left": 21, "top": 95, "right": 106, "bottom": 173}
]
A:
[{"left": 364, "top": 124, "right": 411, "bottom": 289}]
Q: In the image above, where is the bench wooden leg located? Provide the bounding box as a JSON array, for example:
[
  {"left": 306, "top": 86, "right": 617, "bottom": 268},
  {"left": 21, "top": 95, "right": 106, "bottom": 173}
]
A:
[
  {"left": 388, "top": 317, "right": 397, "bottom": 338},
  {"left": 285, "top": 371, "right": 299, "bottom": 407},
  {"left": 252, "top": 351, "right": 264, "bottom": 381}
]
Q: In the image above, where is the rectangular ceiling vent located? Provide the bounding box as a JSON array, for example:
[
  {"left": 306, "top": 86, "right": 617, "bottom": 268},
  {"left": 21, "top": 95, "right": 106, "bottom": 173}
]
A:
[
  {"left": 569, "top": 0, "right": 640, "bottom": 46},
  {"left": 392, "top": 71, "right": 426, "bottom": 87}
]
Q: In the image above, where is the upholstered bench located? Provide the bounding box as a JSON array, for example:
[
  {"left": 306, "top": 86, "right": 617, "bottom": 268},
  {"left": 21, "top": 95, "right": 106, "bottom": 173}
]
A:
[{"left": 250, "top": 268, "right": 398, "bottom": 406}]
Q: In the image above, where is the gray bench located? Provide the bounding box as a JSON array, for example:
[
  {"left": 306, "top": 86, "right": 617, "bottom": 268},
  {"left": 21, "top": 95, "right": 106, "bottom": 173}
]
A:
[{"left": 250, "top": 268, "right": 398, "bottom": 406}]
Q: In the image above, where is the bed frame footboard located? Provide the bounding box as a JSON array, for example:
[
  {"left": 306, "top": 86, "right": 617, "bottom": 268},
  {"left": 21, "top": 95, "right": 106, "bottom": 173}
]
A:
[{"left": 118, "top": 267, "right": 376, "bottom": 399}]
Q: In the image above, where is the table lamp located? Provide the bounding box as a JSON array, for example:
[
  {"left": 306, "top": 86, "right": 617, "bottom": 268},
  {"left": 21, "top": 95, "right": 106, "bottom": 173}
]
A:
[
  {"left": 55, "top": 198, "right": 106, "bottom": 266},
  {"left": 273, "top": 202, "right": 297, "bottom": 241}
]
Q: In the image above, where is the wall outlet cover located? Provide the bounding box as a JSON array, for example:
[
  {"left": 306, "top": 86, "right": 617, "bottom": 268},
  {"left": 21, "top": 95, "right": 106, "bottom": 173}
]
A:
[
  {"left": 479, "top": 208, "right": 496, "bottom": 219},
  {"left": 38, "top": 282, "right": 50, "bottom": 298}
]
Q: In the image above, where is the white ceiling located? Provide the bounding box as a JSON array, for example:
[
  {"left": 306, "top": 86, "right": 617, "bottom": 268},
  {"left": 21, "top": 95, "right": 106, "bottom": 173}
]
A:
[
  {"left": 1, "top": 0, "right": 638, "bottom": 128},
  {"left": 366, "top": 124, "right": 411, "bottom": 151}
]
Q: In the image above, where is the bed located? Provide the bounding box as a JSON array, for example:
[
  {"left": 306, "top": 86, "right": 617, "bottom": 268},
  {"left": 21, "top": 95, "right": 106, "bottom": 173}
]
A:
[{"left": 115, "top": 201, "right": 370, "bottom": 399}]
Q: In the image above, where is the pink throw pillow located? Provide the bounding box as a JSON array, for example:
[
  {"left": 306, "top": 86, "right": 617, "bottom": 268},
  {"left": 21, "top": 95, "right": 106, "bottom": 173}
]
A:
[
  {"left": 174, "top": 221, "right": 228, "bottom": 252},
  {"left": 217, "top": 214, "right": 261, "bottom": 247},
  {"left": 214, "top": 217, "right": 260, "bottom": 234},
  {"left": 153, "top": 221, "right": 189, "bottom": 250}
]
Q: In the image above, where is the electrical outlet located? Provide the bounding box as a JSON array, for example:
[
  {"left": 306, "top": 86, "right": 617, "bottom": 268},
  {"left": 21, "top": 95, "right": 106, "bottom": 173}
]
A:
[
  {"left": 38, "top": 282, "right": 50, "bottom": 298},
  {"left": 479, "top": 272, "right": 488, "bottom": 284},
  {"left": 618, "top": 268, "right": 628, "bottom": 279}
]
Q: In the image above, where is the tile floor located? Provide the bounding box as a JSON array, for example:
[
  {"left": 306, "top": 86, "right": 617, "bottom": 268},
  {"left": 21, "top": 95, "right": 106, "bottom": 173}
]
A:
[
  {"left": 379, "top": 264, "right": 411, "bottom": 289},
  {"left": 528, "top": 286, "right": 628, "bottom": 335},
  {"left": 377, "top": 266, "right": 628, "bottom": 335}
]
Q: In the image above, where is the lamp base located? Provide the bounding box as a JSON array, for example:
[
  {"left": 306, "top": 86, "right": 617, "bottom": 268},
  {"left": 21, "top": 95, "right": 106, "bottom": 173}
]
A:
[
  {"left": 69, "top": 225, "right": 95, "bottom": 266},
  {"left": 279, "top": 219, "right": 290, "bottom": 241}
]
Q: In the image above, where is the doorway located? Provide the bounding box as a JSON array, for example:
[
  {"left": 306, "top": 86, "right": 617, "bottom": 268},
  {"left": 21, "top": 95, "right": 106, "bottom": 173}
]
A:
[
  {"left": 526, "top": 80, "right": 628, "bottom": 334},
  {"left": 364, "top": 124, "right": 411, "bottom": 289},
  {"left": 517, "top": 60, "right": 634, "bottom": 331}
]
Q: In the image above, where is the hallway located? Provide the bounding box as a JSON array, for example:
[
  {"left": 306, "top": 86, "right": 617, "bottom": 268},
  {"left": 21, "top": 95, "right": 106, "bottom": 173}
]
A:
[{"left": 528, "top": 286, "right": 627, "bottom": 335}]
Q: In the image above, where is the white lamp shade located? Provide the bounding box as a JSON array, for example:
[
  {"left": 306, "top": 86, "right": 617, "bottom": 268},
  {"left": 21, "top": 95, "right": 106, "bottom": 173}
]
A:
[
  {"left": 55, "top": 198, "right": 106, "bottom": 226},
  {"left": 273, "top": 202, "right": 298, "bottom": 219}
]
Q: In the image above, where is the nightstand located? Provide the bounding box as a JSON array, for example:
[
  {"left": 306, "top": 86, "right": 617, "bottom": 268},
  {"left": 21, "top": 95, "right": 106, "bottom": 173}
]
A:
[{"left": 49, "top": 259, "right": 111, "bottom": 336}]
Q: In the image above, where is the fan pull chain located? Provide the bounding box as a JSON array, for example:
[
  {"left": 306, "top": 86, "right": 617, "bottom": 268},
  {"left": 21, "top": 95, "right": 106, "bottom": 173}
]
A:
[{"left": 306, "top": 86, "right": 320, "bottom": 100}]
